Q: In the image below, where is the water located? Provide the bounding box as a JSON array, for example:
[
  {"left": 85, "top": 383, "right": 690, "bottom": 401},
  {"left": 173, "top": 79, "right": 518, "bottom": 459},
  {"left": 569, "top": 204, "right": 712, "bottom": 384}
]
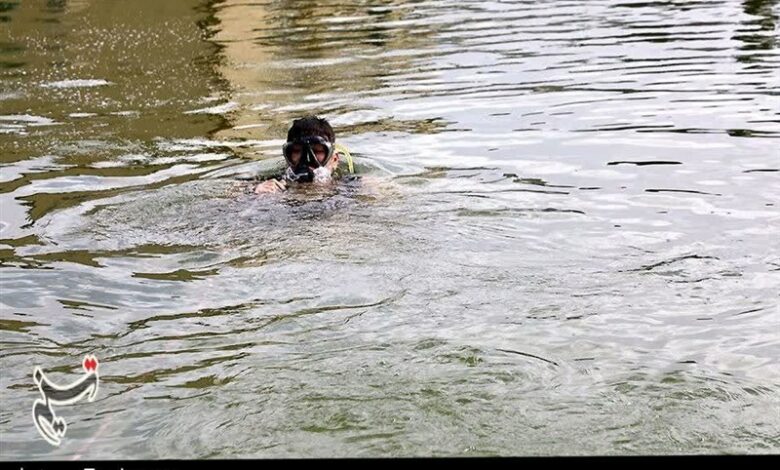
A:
[{"left": 1, "top": 0, "right": 779, "bottom": 458}]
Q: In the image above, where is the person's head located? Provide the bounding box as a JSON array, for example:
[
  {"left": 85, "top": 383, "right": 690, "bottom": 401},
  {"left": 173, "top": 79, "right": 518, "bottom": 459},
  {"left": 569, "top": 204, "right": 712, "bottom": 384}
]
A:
[{"left": 283, "top": 116, "right": 339, "bottom": 182}]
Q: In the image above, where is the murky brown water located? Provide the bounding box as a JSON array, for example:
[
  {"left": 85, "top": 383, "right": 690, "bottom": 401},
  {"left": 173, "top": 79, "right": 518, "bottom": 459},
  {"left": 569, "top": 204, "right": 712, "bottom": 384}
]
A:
[{"left": 1, "top": 0, "right": 779, "bottom": 458}]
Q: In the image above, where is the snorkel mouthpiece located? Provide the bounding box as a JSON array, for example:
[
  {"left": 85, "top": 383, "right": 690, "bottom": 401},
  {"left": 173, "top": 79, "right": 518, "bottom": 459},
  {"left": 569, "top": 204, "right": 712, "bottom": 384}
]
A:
[{"left": 284, "top": 165, "right": 314, "bottom": 183}]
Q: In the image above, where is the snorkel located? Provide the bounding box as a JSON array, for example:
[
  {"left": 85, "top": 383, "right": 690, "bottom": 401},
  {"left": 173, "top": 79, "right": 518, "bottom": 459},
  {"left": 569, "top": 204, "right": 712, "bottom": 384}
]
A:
[{"left": 282, "top": 135, "right": 335, "bottom": 183}]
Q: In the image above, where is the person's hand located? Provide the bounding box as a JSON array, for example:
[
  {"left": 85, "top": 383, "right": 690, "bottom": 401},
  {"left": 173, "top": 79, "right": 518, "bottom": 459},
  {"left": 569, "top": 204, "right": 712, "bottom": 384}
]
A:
[{"left": 254, "top": 179, "right": 286, "bottom": 194}]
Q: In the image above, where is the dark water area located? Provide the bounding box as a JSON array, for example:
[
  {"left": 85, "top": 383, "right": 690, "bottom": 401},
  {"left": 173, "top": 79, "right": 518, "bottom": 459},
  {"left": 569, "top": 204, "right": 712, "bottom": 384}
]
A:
[{"left": 1, "top": 0, "right": 778, "bottom": 458}]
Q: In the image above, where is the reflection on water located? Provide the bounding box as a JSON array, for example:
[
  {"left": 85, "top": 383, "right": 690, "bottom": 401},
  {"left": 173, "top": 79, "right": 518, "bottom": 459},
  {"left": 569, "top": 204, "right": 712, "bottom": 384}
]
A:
[
  {"left": 736, "top": 0, "right": 779, "bottom": 58},
  {"left": 1, "top": 0, "right": 779, "bottom": 458}
]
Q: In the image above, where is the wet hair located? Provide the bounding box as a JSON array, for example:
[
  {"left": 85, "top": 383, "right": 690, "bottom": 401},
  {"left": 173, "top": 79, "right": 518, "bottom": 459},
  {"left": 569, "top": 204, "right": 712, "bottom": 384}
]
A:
[{"left": 286, "top": 116, "right": 335, "bottom": 143}]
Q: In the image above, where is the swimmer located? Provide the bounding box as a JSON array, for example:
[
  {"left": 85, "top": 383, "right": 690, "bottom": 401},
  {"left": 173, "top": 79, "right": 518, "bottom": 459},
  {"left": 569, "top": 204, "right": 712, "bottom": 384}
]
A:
[{"left": 254, "top": 116, "right": 354, "bottom": 194}]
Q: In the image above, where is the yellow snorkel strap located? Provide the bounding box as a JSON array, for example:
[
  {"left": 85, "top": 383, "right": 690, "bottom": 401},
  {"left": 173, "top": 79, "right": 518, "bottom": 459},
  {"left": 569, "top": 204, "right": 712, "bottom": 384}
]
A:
[{"left": 334, "top": 143, "right": 354, "bottom": 174}]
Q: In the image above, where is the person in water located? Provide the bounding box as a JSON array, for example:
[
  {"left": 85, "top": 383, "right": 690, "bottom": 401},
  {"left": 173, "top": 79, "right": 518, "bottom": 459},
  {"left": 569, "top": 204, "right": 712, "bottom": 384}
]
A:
[{"left": 254, "top": 116, "right": 354, "bottom": 194}]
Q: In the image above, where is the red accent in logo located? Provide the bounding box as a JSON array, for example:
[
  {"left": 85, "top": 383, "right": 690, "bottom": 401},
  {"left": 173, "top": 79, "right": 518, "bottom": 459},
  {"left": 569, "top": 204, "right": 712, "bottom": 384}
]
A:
[{"left": 83, "top": 356, "right": 98, "bottom": 372}]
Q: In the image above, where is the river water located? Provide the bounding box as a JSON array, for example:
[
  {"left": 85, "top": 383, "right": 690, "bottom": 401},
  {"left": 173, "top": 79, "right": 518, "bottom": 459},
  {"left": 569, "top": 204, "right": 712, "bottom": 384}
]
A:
[{"left": 1, "top": 0, "right": 779, "bottom": 458}]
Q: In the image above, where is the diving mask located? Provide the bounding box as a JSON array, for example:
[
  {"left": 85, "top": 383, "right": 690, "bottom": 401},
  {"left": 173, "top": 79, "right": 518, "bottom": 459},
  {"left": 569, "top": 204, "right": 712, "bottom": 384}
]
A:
[{"left": 282, "top": 135, "right": 335, "bottom": 183}]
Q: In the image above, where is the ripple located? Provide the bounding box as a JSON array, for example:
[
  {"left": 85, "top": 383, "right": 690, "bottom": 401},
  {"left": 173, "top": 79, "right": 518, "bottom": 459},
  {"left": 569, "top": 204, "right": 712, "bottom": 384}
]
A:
[
  {"left": 40, "top": 79, "right": 112, "bottom": 89},
  {"left": 184, "top": 101, "right": 239, "bottom": 115}
]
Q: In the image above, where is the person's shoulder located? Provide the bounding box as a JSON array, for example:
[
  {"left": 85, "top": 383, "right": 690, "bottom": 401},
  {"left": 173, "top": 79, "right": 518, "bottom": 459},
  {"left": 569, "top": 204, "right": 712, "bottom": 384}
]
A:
[{"left": 334, "top": 143, "right": 355, "bottom": 173}]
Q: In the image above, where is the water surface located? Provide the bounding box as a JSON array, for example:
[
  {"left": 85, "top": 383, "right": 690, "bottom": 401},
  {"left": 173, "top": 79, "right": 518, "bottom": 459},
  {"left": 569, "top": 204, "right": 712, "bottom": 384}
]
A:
[{"left": 1, "top": 0, "right": 779, "bottom": 458}]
